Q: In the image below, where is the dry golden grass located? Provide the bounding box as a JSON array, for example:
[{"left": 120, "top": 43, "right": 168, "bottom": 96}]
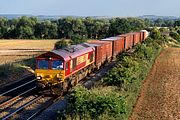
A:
[
  {"left": 0, "top": 39, "right": 58, "bottom": 65},
  {"left": 0, "top": 39, "right": 58, "bottom": 50}
]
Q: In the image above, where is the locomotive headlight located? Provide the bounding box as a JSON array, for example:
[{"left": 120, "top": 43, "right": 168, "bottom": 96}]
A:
[
  {"left": 37, "top": 76, "right": 42, "bottom": 80},
  {"left": 57, "top": 73, "right": 62, "bottom": 78}
]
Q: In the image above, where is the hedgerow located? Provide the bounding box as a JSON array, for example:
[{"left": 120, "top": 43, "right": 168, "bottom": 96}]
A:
[
  {"left": 58, "top": 86, "right": 126, "bottom": 120},
  {"left": 57, "top": 30, "right": 173, "bottom": 120}
]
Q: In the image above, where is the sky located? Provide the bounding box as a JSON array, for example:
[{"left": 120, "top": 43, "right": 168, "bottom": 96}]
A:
[{"left": 0, "top": 0, "right": 179, "bottom": 17}]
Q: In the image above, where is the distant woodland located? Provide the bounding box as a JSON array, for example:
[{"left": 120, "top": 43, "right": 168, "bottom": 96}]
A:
[{"left": 0, "top": 16, "right": 180, "bottom": 39}]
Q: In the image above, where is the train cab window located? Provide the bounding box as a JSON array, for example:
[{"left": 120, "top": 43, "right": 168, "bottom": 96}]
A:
[
  {"left": 38, "top": 60, "right": 48, "bottom": 69},
  {"left": 52, "top": 60, "right": 64, "bottom": 70}
]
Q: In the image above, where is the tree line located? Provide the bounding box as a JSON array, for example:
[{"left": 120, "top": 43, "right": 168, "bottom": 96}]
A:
[
  {"left": 0, "top": 16, "right": 180, "bottom": 39},
  {"left": 0, "top": 16, "right": 147, "bottom": 39}
]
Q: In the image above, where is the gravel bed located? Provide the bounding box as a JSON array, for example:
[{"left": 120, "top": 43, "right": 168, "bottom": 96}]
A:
[
  {"left": 16, "top": 97, "right": 52, "bottom": 120},
  {"left": 0, "top": 96, "right": 23, "bottom": 110},
  {"left": 34, "top": 99, "right": 67, "bottom": 120}
]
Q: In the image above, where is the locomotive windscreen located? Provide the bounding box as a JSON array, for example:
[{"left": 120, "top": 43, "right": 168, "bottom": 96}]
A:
[
  {"left": 52, "top": 60, "right": 63, "bottom": 70},
  {"left": 38, "top": 60, "right": 48, "bottom": 69},
  {"left": 37, "top": 59, "right": 64, "bottom": 70}
]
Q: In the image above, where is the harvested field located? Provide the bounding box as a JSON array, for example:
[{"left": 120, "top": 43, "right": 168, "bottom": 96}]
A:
[
  {"left": 130, "top": 47, "right": 180, "bottom": 120},
  {"left": 0, "top": 40, "right": 58, "bottom": 64}
]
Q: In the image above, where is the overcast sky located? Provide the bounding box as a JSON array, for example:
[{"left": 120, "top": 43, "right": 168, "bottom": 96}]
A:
[{"left": 0, "top": 0, "right": 179, "bottom": 17}]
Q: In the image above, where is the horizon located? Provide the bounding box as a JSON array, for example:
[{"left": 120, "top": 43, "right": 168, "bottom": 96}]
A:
[{"left": 0, "top": 14, "right": 179, "bottom": 18}]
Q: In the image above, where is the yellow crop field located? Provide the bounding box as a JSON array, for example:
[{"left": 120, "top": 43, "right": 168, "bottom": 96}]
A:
[{"left": 0, "top": 39, "right": 58, "bottom": 64}]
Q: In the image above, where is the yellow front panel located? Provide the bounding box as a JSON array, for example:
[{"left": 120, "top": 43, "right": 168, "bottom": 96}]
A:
[{"left": 35, "top": 69, "right": 65, "bottom": 86}]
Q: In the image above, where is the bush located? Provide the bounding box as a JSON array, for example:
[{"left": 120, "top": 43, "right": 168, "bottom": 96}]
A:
[
  {"left": 150, "top": 28, "right": 162, "bottom": 39},
  {"left": 57, "top": 86, "right": 126, "bottom": 120},
  {"left": 54, "top": 39, "right": 69, "bottom": 49},
  {"left": 71, "top": 34, "right": 87, "bottom": 45},
  {"left": 0, "top": 63, "right": 23, "bottom": 77},
  {"left": 169, "top": 31, "right": 180, "bottom": 42},
  {"left": 103, "top": 56, "right": 140, "bottom": 87}
]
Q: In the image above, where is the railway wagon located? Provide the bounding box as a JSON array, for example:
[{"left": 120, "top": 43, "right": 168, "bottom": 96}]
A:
[
  {"left": 141, "top": 30, "right": 149, "bottom": 40},
  {"left": 140, "top": 30, "right": 148, "bottom": 42},
  {"left": 85, "top": 40, "right": 112, "bottom": 69},
  {"left": 133, "top": 32, "right": 141, "bottom": 45},
  {"left": 127, "top": 33, "right": 135, "bottom": 46},
  {"left": 118, "top": 34, "right": 133, "bottom": 50},
  {"left": 101, "top": 37, "right": 125, "bottom": 57},
  {"left": 35, "top": 44, "right": 95, "bottom": 92}
]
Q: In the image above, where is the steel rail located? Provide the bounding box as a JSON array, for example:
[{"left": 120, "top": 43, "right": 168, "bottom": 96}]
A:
[
  {"left": 0, "top": 86, "right": 36, "bottom": 109},
  {"left": 2, "top": 95, "right": 43, "bottom": 120},
  {"left": 0, "top": 79, "right": 36, "bottom": 97}
]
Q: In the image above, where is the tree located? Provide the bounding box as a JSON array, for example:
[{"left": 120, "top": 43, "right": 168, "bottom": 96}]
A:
[
  {"left": 54, "top": 39, "right": 69, "bottom": 49},
  {"left": 174, "top": 20, "right": 180, "bottom": 27},
  {"left": 84, "top": 17, "right": 95, "bottom": 38},
  {"left": 14, "top": 16, "right": 37, "bottom": 39},
  {"left": 150, "top": 28, "right": 161, "bottom": 39},
  {"left": 58, "top": 17, "right": 74, "bottom": 39},
  {"left": 35, "top": 20, "right": 58, "bottom": 39},
  {"left": 154, "top": 18, "right": 165, "bottom": 27},
  {"left": 0, "top": 17, "right": 8, "bottom": 38},
  {"left": 71, "top": 34, "right": 87, "bottom": 45}
]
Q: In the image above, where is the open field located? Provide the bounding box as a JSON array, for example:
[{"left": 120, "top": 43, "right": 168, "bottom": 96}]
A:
[
  {"left": 130, "top": 47, "right": 180, "bottom": 120},
  {"left": 0, "top": 39, "right": 58, "bottom": 64}
]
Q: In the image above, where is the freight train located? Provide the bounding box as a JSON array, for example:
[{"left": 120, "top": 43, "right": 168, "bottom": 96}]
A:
[{"left": 35, "top": 30, "right": 149, "bottom": 94}]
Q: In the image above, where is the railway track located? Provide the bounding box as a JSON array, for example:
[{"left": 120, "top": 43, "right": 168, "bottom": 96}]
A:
[
  {"left": 0, "top": 77, "right": 63, "bottom": 120},
  {"left": 0, "top": 58, "right": 119, "bottom": 120},
  {"left": 0, "top": 93, "right": 61, "bottom": 120},
  {"left": 1, "top": 94, "right": 55, "bottom": 120},
  {"left": 0, "top": 79, "right": 36, "bottom": 105}
]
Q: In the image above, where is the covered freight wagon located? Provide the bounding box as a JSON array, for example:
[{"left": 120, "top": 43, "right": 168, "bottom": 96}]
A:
[
  {"left": 118, "top": 34, "right": 133, "bottom": 50},
  {"left": 133, "top": 32, "right": 141, "bottom": 45},
  {"left": 101, "top": 37, "right": 124, "bottom": 57},
  {"left": 84, "top": 40, "right": 112, "bottom": 69}
]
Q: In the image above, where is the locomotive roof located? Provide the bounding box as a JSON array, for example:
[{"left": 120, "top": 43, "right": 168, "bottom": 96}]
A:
[{"left": 51, "top": 43, "right": 94, "bottom": 61}]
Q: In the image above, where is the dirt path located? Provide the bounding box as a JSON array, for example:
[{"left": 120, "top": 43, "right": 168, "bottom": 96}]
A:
[{"left": 130, "top": 47, "right": 180, "bottom": 120}]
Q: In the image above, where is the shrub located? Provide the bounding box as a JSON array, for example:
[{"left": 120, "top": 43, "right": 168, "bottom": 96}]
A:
[
  {"left": 169, "top": 31, "right": 180, "bottom": 42},
  {"left": 54, "top": 39, "right": 69, "bottom": 49},
  {"left": 57, "top": 86, "right": 126, "bottom": 120},
  {"left": 71, "top": 34, "right": 87, "bottom": 45},
  {"left": 0, "top": 63, "right": 23, "bottom": 77}
]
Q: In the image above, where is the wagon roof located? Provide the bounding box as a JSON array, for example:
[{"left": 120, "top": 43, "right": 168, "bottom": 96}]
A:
[
  {"left": 83, "top": 42, "right": 101, "bottom": 47},
  {"left": 101, "top": 36, "right": 122, "bottom": 41}
]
